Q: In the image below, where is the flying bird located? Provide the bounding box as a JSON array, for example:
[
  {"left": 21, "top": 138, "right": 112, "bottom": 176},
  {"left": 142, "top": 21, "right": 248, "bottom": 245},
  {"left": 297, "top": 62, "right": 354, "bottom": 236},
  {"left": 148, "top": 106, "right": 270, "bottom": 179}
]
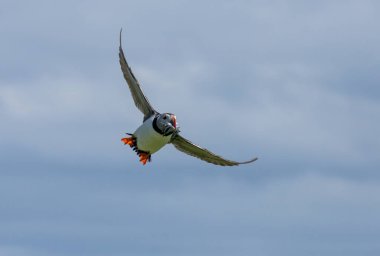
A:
[{"left": 119, "top": 30, "right": 258, "bottom": 166}]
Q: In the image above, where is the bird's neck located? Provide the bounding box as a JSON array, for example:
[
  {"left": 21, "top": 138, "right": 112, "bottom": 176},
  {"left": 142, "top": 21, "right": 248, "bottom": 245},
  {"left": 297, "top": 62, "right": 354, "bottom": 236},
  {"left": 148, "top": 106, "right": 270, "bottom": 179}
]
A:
[{"left": 152, "top": 115, "right": 165, "bottom": 135}]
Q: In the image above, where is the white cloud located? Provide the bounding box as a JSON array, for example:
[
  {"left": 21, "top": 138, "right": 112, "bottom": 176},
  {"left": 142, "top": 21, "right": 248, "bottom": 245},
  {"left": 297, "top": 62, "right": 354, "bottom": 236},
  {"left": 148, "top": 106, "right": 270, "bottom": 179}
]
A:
[
  {"left": 1, "top": 1, "right": 380, "bottom": 255},
  {"left": 0, "top": 76, "right": 123, "bottom": 120},
  {"left": 3, "top": 53, "right": 378, "bottom": 169}
]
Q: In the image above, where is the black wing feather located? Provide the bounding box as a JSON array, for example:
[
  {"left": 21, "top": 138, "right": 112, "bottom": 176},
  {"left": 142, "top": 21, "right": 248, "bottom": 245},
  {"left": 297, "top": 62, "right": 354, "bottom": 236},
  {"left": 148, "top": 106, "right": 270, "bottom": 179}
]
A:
[
  {"left": 119, "top": 29, "right": 156, "bottom": 120},
  {"left": 171, "top": 134, "right": 258, "bottom": 166}
]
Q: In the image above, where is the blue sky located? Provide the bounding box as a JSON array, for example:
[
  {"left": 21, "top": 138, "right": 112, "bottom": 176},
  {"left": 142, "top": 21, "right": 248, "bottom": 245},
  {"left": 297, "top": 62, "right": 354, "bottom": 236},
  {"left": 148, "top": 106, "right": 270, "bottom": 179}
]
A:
[{"left": 1, "top": 0, "right": 380, "bottom": 255}]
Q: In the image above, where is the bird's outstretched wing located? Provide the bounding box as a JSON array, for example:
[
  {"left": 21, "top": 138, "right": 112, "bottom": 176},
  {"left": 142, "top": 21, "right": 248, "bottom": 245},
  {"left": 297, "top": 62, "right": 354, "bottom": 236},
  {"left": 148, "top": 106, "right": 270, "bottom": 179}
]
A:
[
  {"left": 171, "top": 134, "right": 258, "bottom": 166},
  {"left": 119, "top": 29, "right": 156, "bottom": 120}
]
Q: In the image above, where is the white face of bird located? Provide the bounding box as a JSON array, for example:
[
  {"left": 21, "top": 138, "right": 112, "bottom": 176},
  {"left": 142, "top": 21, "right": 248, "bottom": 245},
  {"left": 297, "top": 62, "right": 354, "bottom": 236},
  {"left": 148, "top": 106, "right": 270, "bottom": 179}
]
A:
[{"left": 156, "top": 113, "right": 178, "bottom": 136}]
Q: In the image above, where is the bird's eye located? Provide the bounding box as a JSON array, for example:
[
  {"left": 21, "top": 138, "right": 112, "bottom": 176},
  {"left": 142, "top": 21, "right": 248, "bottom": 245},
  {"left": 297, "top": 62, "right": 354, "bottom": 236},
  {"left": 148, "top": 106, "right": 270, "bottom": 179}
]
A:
[{"left": 163, "top": 115, "right": 167, "bottom": 120}]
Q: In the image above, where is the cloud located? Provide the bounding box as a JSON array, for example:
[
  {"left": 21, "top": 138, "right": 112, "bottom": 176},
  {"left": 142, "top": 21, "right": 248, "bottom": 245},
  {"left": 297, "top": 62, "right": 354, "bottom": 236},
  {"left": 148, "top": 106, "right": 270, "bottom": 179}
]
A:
[
  {"left": 1, "top": 0, "right": 380, "bottom": 255},
  {"left": 1, "top": 170, "right": 379, "bottom": 256}
]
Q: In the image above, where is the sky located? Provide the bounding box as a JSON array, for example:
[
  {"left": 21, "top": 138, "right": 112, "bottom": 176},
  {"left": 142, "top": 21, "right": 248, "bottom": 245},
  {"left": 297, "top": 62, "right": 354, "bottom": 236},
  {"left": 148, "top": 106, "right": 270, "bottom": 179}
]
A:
[{"left": 1, "top": 0, "right": 380, "bottom": 255}]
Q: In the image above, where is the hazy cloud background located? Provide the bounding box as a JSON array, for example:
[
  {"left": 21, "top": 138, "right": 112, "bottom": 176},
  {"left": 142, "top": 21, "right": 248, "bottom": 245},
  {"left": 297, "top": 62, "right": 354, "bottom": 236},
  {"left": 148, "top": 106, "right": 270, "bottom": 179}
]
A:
[{"left": 1, "top": 0, "right": 379, "bottom": 255}]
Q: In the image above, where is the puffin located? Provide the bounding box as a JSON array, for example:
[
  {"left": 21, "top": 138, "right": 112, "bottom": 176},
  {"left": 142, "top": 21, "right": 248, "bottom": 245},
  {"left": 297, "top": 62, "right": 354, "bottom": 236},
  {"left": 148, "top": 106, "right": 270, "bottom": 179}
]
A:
[{"left": 119, "top": 31, "right": 258, "bottom": 166}]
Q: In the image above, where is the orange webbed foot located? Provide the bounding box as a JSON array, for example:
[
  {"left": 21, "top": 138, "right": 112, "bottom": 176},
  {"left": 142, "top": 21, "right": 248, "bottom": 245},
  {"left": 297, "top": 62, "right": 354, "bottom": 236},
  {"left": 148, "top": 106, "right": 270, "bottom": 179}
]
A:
[
  {"left": 121, "top": 137, "right": 135, "bottom": 147},
  {"left": 139, "top": 152, "right": 151, "bottom": 165},
  {"left": 121, "top": 135, "right": 151, "bottom": 165}
]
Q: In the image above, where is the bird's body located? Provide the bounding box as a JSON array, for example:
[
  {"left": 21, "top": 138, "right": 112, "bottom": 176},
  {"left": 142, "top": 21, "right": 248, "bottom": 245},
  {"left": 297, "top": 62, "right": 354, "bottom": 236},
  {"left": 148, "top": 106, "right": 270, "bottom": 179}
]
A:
[
  {"left": 119, "top": 29, "right": 258, "bottom": 166},
  {"left": 133, "top": 115, "right": 172, "bottom": 154}
]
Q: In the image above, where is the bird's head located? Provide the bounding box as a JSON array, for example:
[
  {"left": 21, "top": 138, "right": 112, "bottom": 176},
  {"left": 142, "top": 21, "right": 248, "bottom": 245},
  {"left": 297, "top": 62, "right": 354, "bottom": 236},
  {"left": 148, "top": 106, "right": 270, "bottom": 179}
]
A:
[{"left": 155, "top": 113, "right": 178, "bottom": 136}]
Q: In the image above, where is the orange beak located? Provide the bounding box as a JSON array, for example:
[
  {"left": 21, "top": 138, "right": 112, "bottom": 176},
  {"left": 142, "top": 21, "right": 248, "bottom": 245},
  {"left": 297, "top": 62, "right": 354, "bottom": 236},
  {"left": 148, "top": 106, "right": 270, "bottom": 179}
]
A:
[{"left": 171, "top": 115, "right": 177, "bottom": 128}]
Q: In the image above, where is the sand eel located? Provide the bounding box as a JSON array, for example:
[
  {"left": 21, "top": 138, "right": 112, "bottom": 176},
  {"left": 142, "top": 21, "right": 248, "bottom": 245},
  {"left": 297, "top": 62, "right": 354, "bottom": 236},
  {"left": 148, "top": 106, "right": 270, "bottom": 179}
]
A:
[{"left": 119, "top": 30, "right": 258, "bottom": 166}]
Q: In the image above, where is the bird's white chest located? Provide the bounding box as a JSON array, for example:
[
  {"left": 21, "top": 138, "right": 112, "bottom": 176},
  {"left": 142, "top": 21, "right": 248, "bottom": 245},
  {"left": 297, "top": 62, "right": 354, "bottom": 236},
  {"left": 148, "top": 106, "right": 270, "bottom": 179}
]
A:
[{"left": 133, "top": 117, "right": 171, "bottom": 154}]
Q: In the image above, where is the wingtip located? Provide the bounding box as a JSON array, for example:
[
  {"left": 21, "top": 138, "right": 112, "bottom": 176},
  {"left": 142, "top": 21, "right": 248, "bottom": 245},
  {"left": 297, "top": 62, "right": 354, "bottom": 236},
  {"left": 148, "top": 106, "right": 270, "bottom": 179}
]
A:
[
  {"left": 119, "top": 28, "right": 123, "bottom": 48},
  {"left": 239, "top": 157, "right": 258, "bottom": 165}
]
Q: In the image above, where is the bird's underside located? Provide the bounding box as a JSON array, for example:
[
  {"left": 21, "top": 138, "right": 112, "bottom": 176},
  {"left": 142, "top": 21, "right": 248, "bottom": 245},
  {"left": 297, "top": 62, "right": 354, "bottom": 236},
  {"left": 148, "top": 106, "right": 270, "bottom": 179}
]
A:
[{"left": 119, "top": 29, "right": 258, "bottom": 166}]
